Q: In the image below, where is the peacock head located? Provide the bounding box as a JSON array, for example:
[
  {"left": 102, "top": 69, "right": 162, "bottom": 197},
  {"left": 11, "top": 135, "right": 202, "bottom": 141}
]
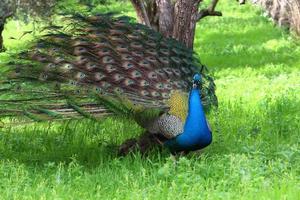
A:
[{"left": 192, "top": 73, "right": 202, "bottom": 89}]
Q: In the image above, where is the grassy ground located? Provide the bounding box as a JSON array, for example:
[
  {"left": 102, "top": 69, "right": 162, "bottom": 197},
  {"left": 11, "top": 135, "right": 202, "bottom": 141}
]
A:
[{"left": 0, "top": 0, "right": 300, "bottom": 199}]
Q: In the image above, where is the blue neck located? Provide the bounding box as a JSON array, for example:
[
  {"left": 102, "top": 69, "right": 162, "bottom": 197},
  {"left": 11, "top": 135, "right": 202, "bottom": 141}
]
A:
[{"left": 165, "top": 87, "right": 212, "bottom": 152}]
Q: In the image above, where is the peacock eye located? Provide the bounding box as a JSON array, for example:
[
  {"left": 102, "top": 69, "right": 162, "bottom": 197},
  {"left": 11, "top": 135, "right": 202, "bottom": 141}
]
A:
[
  {"left": 140, "top": 90, "right": 149, "bottom": 96},
  {"left": 162, "top": 93, "right": 170, "bottom": 98},
  {"left": 80, "top": 73, "right": 85, "bottom": 78},
  {"left": 164, "top": 84, "right": 172, "bottom": 89},
  {"left": 95, "top": 87, "right": 103, "bottom": 93},
  {"left": 151, "top": 91, "right": 160, "bottom": 97},
  {"left": 132, "top": 70, "right": 142, "bottom": 77}
]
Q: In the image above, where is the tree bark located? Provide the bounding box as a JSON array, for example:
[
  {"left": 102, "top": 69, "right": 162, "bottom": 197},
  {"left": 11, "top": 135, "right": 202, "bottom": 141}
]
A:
[
  {"left": 0, "top": 11, "right": 13, "bottom": 52},
  {"left": 130, "top": 0, "right": 222, "bottom": 49},
  {"left": 172, "top": 0, "right": 201, "bottom": 49},
  {"left": 156, "top": 0, "right": 174, "bottom": 37},
  {"left": 130, "top": 0, "right": 151, "bottom": 26},
  {"left": 0, "top": 23, "right": 4, "bottom": 52}
]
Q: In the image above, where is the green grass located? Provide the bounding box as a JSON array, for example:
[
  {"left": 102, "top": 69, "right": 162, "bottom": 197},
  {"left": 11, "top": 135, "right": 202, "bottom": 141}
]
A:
[{"left": 0, "top": 0, "right": 300, "bottom": 199}]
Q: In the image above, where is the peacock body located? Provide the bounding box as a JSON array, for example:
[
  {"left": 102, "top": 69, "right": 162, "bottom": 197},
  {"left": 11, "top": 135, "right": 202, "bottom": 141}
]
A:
[{"left": 0, "top": 13, "right": 217, "bottom": 153}]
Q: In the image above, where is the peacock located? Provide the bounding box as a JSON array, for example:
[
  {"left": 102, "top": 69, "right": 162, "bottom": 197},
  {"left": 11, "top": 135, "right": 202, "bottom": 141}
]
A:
[{"left": 0, "top": 13, "right": 217, "bottom": 155}]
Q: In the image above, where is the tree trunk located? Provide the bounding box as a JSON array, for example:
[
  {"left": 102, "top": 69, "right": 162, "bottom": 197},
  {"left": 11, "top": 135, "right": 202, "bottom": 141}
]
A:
[
  {"left": 172, "top": 0, "right": 201, "bottom": 49},
  {"left": 253, "top": 0, "right": 300, "bottom": 35},
  {"left": 130, "top": 0, "right": 222, "bottom": 49},
  {"left": 0, "top": 23, "right": 4, "bottom": 52}
]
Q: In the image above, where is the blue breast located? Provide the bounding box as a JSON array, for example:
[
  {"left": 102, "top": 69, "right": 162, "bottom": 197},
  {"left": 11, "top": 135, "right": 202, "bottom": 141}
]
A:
[{"left": 164, "top": 88, "right": 212, "bottom": 152}]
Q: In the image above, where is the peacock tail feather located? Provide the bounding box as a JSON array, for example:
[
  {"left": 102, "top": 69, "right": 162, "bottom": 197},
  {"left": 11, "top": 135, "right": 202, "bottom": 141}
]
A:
[{"left": 0, "top": 13, "right": 217, "bottom": 129}]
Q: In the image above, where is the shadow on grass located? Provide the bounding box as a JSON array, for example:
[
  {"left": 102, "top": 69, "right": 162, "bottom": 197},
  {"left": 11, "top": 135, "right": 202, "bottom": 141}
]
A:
[
  {"left": 0, "top": 93, "right": 298, "bottom": 167},
  {"left": 0, "top": 118, "right": 170, "bottom": 167}
]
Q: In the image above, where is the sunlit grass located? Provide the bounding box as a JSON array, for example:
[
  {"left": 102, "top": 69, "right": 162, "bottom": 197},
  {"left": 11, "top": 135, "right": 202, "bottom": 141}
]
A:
[{"left": 0, "top": 0, "right": 299, "bottom": 199}]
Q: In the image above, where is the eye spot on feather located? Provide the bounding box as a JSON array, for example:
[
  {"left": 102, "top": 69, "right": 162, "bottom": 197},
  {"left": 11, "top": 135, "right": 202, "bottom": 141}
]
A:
[
  {"left": 173, "top": 81, "right": 183, "bottom": 89},
  {"left": 183, "top": 58, "right": 192, "bottom": 66},
  {"left": 100, "top": 81, "right": 111, "bottom": 89},
  {"left": 162, "top": 93, "right": 170, "bottom": 99},
  {"left": 54, "top": 56, "right": 65, "bottom": 63},
  {"left": 145, "top": 49, "right": 157, "bottom": 56},
  {"left": 145, "top": 40, "right": 156, "bottom": 47},
  {"left": 131, "top": 70, "right": 142, "bottom": 78},
  {"left": 110, "top": 36, "right": 123, "bottom": 42},
  {"left": 132, "top": 51, "right": 144, "bottom": 57},
  {"left": 164, "top": 83, "right": 172, "bottom": 90},
  {"left": 182, "top": 81, "right": 189, "bottom": 88},
  {"left": 76, "top": 72, "right": 86, "bottom": 80},
  {"left": 114, "top": 87, "right": 124, "bottom": 93},
  {"left": 50, "top": 48, "right": 60, "bottom": 55},
  {"left": 45, "top": 63, "right": 56, "bottom": 71},
  {"left": 151, "top": 91, "right": 160, "bottom": 97},
  {"left": 94, "top": 86, "right": 103, "bottom": 93},
  {"left": 130, "top": 42, "right": 143, "bottom": 49},
  {"left": 155, "top": 83, "right": 164, "bottom": 90},
  {"left": 139, "top": 60, "right": 151, "bottom": 69},
  {"left": 69, "top": 80, "right": 78, "bottom": 86},
  {"left": 86, "top": 62, "right": 97, "bottom": 71},
  {"left": 102, "top": 56, "right": 115, "bottom": 64},
  {"left": 148, "top": 34, "right": 160, "bottom": 41},
  {"left": 146, "top": 56, "right": 157, "bottom": 63},
  {"left": 105, "top": 64, "right": 117, "bottom": 73},
  {"left": 39, "top": 73, "right": 48, "bottom": 81},
  {"left": 171, "top": 48, "right": 180, "bottom": 54},
  {"left": 140, "top": 80, "right": 150, "bottom": 87},
  {"left": 159, "top": 57, "right": 169, "bottom": 65},
  {"left": 181, "top": 67, "right": 191, "bottom": 74},
  {"left": 148, "top": 72, "right": 158, "bottom": 79},
  {"left": 122, "top": 62, "right": 134, "bottom": 70},
  {"left": 60, "top": 63, "right": 73, "bottom": 72},
  {"left": 140, "top": 90, "right": 149, "bottom": 96},
  {"left": 163, "top": 68, "right": 173, "bottom": 75},
  {"left": 171, "top": 57, "right": 181, "bottom": 64},
  {"left": 124, "top": 78, "right": 135, "bottom": 86},
  {"left": 127, "top": 33, "right": 140, "bottom": 40},
  {"left": 76, "top": 56, "right": 88, "bottom": 64},
  {"left": 73, "top": 39, "right": 88, "bottom": 47},
  {"left": 173, "top": 69, "right": 181, "bottom": 76},
  {"left": 74, "top": 89, "right": 81, "bottom": 95},
  {"left": 36, "top": 55, "right": 47, "bottom": 62},
  {"left": 155, "top": 69, "right": 165, "bottom": 76},
  {"left": 110, "top": 29, "right": 124, "bottom": 35},
  {"left": 121, "top": 54, "right": 133, "bottom": 61},
  {"left": 74, "top": 47, "right": 87, "bottom": 55},
  {"left": 116, "top": 44, "right": 128, "bottom": 52},
  {"left": 113, "top": 73, "right": 124, "bottom": 81},
  {"left": 97, "top": 48, "right": 111, "bottom": 56},
  {"left": 159, "top": 48, "right": 169, "bottom": 55},
  {"left": 95, "top": 72, "right": 106, "bottom": 81},
  {"left": 99, "top": 38, "right": 108, "bottom": 44}
]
